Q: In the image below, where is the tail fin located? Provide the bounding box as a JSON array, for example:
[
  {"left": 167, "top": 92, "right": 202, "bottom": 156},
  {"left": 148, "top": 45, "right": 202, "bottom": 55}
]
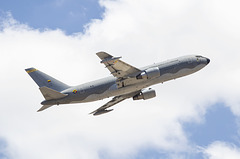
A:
[{"left": 25, "top": 67, "right": 70, "bottom": 92}]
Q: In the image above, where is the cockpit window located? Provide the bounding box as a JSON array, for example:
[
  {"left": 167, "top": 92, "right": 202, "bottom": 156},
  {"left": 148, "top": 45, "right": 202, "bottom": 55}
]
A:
[{"left": 196, "top": 55, "right": 202, "bottom": 58}]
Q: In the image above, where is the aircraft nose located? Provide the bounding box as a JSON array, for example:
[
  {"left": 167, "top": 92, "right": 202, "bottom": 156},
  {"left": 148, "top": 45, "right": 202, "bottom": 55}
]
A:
[{"left": 206, "top": 58, "right": 210, "bottom": 64}]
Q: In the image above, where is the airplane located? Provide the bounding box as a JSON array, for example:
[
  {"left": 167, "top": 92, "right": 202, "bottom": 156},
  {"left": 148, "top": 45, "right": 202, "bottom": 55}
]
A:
[{"left": 25, "top": 52, "right": 210, "bottom": 115}]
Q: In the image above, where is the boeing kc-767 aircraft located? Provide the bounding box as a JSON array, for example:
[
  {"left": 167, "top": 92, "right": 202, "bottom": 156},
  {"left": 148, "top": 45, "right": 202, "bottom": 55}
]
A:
[{"left": 25, "top": 52, "right": 210, "bottom": 115}]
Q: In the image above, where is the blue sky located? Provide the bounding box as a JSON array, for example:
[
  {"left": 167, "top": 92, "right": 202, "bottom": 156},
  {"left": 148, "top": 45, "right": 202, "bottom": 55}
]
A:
[
  {"left": 0, "top": 0, "right": 103, "bottom": 34},
  {"left": 0, "top": 0, "right": 240, "bottom": 159},
  {"left": 184, "top": 103, "right": 240, "bottom": 147}
]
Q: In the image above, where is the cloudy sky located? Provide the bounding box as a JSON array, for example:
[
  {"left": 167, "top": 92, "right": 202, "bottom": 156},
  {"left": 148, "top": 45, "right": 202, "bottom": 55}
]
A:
[{"left": 0, "top": 0, "right": 240, "bottom": 159}]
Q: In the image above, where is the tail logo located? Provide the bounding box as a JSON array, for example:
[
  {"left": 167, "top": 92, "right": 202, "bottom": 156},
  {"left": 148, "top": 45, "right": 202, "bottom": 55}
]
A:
[
  {"left": 73, "top": 89, "right": 77, "bottom": 94},
  {"left": 47, "top": 80, "right": 51, "bottom": 83}
]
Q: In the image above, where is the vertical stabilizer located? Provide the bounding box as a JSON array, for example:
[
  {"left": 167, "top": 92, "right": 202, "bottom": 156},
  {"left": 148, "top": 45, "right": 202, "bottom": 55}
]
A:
[{"left": 25, "top": 67, "right": 70, "bottom": 92}]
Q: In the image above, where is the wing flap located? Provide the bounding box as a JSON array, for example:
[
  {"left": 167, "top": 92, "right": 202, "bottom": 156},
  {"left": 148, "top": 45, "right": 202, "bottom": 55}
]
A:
[{"left": 39, "top": 86, "right": 68, "bottom": 100}]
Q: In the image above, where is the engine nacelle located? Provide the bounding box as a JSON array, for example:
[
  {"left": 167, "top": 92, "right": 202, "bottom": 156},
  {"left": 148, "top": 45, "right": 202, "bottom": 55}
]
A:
[
  {"left": 133, "top": 88, "right": 156, "bottom": 100},
  {"left": 136, "top": 67, "right": 160, "bottom": 80}
]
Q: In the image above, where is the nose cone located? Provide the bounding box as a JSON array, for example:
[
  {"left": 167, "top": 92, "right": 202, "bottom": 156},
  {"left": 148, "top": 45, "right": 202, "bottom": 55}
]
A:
[{"left": 206, "top": 58, "right": 210, "bottom": 64}]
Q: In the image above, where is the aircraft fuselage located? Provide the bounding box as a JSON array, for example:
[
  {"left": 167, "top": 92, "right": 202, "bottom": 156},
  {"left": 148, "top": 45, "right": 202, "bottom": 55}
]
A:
[{"left": 41, "top": 55, "right": 210, "bottom": 106}]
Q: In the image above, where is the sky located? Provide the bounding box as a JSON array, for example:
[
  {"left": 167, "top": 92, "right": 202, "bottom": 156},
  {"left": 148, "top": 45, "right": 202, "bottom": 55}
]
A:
[
  {"left": 0, "top": 0, "right": 240, "bottom": 159},
  {"left": 0, "top": 0, "right": 103, "bottom": 34}
]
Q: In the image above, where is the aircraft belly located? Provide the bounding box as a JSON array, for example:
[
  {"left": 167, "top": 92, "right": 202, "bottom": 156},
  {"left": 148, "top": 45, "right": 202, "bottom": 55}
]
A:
[
  {"left": 80, "top": 90, "right": 114, "bottom": 102},
  {"left": 80, "top": 84, "right": 141, "bottom": 103},
  {"left": 74, "top": 83, "right": 117, "bottom": 103}
]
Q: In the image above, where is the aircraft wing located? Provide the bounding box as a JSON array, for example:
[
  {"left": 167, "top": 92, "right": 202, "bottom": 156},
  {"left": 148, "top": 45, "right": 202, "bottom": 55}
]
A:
[
  {"left": 90, "top": 91, "right": 140, "bottom": 116},
  {"left": 96, "top": 52, "right": 141, "bottom": 79}
]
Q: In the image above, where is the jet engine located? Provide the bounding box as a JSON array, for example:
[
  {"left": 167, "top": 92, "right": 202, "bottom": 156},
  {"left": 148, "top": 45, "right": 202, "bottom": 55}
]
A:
[
  {"left": 133, "top": 88, "right": 156, "bottom": 100},
  {"left": 136, "top": 67, "right": 160, "bottom": 80}
]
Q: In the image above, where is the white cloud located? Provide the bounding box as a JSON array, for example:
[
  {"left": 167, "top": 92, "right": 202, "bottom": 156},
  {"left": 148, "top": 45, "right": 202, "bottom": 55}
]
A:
[
  {"left": 1, "top": 0, "right": 240, "bottom": 158},
  {"left": 203, "top": 141, "right": 240, "bottom": 159}
]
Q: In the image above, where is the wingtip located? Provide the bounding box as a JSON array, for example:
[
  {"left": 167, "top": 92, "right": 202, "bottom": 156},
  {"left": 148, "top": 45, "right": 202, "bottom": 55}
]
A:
[
  {"left": 89, "top": 109, "right": 114, "bottom": 116},
  {"left": 37, "top": 107, "right": 43, "bottom": 112},
  {"left": 96, "top": 51, "right": 113, "bottom": 59},
  {"left": 89, "top": 110, "right": 96, "bottom": 115},
  {"left": 96, "top": 51, "right": 107, "bottom": 54}
]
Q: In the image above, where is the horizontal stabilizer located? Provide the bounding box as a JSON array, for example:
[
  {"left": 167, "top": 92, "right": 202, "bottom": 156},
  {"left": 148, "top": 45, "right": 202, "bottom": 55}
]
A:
[
  {"left": 39, "top": 86, "right": 68, "bottom": 100},
  {"left": 37, "top": 105, "right": 54, "bottom": 112}
]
